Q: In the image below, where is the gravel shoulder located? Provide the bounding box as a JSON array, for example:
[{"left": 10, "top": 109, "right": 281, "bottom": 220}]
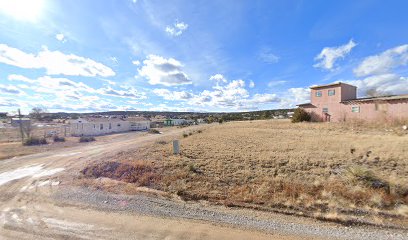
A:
[{"left": 54, "top": 186, "right": 408, "bottom": 240}]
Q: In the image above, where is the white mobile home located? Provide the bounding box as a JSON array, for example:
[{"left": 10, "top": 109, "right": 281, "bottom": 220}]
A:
[
  {"left": 70, "top": 117, "right": 151, "bottom": 136},
  {"left": 70, "top": 118, "right": 130, "bottom": 136},
  {"left": 127, "top": 117, "right": 150, "bottom": 131}
]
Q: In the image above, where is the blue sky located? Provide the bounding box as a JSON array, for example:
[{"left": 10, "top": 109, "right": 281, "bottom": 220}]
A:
[{"left": 0, "top": 0, "right": 407, "bottom": 113}]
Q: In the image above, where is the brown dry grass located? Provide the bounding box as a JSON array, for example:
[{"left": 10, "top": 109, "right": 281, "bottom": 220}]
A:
[{"left": 81, "top": 120, "right": 408, "bottom": 227}]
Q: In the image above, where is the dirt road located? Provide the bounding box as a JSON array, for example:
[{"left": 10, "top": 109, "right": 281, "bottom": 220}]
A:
[{"left": 1, "top": 126, "right": 407, "bottom": 240}]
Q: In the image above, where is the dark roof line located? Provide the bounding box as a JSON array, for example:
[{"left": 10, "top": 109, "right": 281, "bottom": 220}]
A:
[
  {"left": 341, "top": 94, "right": 408, "bottom": 103},
  {"left": 310, "top": 82, "right": 356, "bottom": 89}
]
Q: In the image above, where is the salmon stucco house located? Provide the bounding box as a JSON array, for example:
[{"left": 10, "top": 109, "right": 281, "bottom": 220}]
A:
[{"left": 297, "top": 82, "right": 408, "bottom": 122}]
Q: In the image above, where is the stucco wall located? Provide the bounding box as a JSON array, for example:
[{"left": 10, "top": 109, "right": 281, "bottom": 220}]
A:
[
  {"left": 130, "top": 121, "right": 150, "bottom": 130},
  {"left": 303, "top": 100, "right": 408, "bottom": 122}
]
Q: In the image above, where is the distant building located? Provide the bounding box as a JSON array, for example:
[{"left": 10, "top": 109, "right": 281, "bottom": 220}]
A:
[
  {"left": 70, "top": 117, "right": 150, "bottom": 136},
  {"left": 164, "top": 119, "right": 187, "bottom": 126},
  {"left": 0, "top": 112, "right": 7, "bottom": 118},
  {"left": 127, "top": 117, "right": 150, "bottom": 131},
  {"left": 287, "top": 112, "right": 294, "bottom": 118},
  {"left": 11, "top": 118, "right": 31, "bottom": 127},
  {"left": 196, "top": 118, "right": 205, "bottom": 124},
  {"left": 297, "top": 82, "right": 408, "bottom": 122}
]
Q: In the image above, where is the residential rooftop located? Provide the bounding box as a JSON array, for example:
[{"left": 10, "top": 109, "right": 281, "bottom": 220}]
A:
[
  {"left": 309, "top": 82, "right": 356, "bottom": 90},
  {"left": 340, "top": 94, "right": 408, "bottom": 103}
]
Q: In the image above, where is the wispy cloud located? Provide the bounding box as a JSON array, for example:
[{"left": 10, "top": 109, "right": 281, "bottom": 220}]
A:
[
  {"left": 0, "top": 44, "right": 115, "bottom": 77},
  {"left": 314, "top": 39, "right": 356, "bottom": 70},
  {"left": 353, "top": 44, "right": 408, "bottom": 77},
  {"left": 165, "top": 21, "right": 189, "bottom": 37},
  {"left": 267, "top": 80, "right": 287, "bottom": 88},
  {"left": 258, "top": 48, "right": 280, "bottom": 64}
]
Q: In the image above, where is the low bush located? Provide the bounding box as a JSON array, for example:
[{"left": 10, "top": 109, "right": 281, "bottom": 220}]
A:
[
  {"left": 148, "top": 129, "right": 160, "bottom": 134},
  {"left": 79, "top": 136, "right": 96, "bottom": 142},
  {"left": 182, "top": 133, "right": 189, "bottom": 138},
  {"left": 23, "top": 137, "right": 47, "bottom": 146},
  {"left": 291, "top": 108, "right": 311, "bottom": 123},
  {"left": 53, "top": 136, "right": 65, "bottom": 142},
  {"left": 81, "top": 161, "right": 160, "bottom": 187},
  {"left": 345, "top": 166, "right": 390, "bottom": 192}
]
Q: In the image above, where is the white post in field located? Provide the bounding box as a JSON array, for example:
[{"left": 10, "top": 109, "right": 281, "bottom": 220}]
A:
[{"left": 173, "top": 140, "right": 180, "bottom": 154}]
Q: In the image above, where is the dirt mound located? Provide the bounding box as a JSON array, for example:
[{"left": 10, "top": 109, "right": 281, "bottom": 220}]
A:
[{"left": 81, "top": 161, "right": 160, "bottom": 187}]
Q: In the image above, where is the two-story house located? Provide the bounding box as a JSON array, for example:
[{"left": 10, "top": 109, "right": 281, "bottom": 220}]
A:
[{"left": 297, "top": 82, "right": 408, "bottom": 122}]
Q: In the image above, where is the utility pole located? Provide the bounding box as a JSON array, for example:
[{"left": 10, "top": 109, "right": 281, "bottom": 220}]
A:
[{"left": 18, "top": 108, "right": 24, "bottom": 144}]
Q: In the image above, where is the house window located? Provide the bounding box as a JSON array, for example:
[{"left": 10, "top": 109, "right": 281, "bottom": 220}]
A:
[
  {"left": 328, "top": 89, "right": 335, "bottom": 96},
  {"left": 375, "top": 103, "right": 387, "bottom": 112},
  {"left": 100, "top": 123, "right": 103, "bottom": 130},
  {"left": 322, "top": 107, "right": 329, "bottom": 113},
  {"left": 316, "top": 91, "right": 322, "bottom": 97},
  {"left": 351, "top": 106, "right": 360, "bottom": 113},
  {"left": 109, "top": 123, "right": 112, "bottom": 129},
  {"left": 93, "top": 124, "right": 95, "bottom": 129},
  {"left": 117, "top": 123, "right": 121, "bottom": 127}
]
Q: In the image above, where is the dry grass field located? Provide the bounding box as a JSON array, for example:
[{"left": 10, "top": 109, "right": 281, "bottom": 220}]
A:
[
  {"left": 0, "top": 125, "right": 67, "bottom": 143},
  {"left": 81, "top": 120, "right": 408, "bottom": 227}
]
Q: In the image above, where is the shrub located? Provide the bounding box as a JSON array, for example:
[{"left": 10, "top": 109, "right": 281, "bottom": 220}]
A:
[
  {"left": 291, "top": 108, "right": 311, "bottom": 123},
  {"left": 23, "top": 137, "right": 47, "bottom": 146},
  {"left": 79, "top": 136, "right": 96, "bottom": 142},
  {"left": 182, "top": 133, "right": 189, "bottom": 138},
  {"left": 148, "top": 129, "right": 160, "bottom": 134},
  {"left": 197, "top": 130, "right": 202, "bottom": 133},
  {"left": 156, "top": 140, "right": 167, "bottom": 145},
  {"left": 218, "top": 119, "right": 224, "bottom": 124},
  {"left": 53, "top": 136, "right": 65, "bottom": 142},
  {"left": 345, "top": 166, "right": 390, "bottom": 192}
]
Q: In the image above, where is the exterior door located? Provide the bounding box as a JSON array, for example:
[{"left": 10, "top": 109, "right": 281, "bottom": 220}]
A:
[{"left": 324, "top": 113, "right": 331, "bottom": 122}]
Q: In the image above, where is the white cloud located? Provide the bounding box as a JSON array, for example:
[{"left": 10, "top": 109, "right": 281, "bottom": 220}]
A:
[
  {"left": 259, "top": 48, "right": 279, "bottom": 64},
  {"left": 152, "top": 74, "right": 282, "bottom": 111},
  {"left": 8, "top": 74, "right": 146, "bottom": 101},
  {"left": 249, "top": 80, "right": 255, "bottom": 88},
  {"left": 0, "top": 44, "right": 115, "bottom": 77},
  {"left": 209, "top": 74, "right": 227, "bottom": 83},
  {"left": 132, "top": 60, "right": 140, "bottom": 66},
  {"left": 110, "top": 56, "right": 118, "bottom": 64},
  {"left": 247, "top": 93, "right": 279, "bottom": 104},
  {"left": 97, "top": 86, "right": 147, "bottom": 100},
  {"left": 8, "top": 74, "right": 35, "bottom": 83},
  {"left": 353, "top": 44, "right": 408, "bottom": 77},
  {"left": 138, "top": 54, "right": 192, "bottom": 86},
  {"left": 347, "top": 74, "right": 408, "bottom": 96},
  {"left": 165, "top": 21, "right": 189, "bottom": 36},
  {"left": 279, "top": 87, "right": 310, "bottom": 107},
  {"left": 314, "top": 39, "right": 356, "bottom": 70},
  {"left": 0, "top": 97, "right": 21, "bottom": 107},
  {"left": 153, "top": 89, "right": 193, "bottom": 101},
  {"left": 55, "top": 33, "right": 66, "bottom": 42},
  {"left": 0, "top": 84, "right": 25, "bottom": 95}
]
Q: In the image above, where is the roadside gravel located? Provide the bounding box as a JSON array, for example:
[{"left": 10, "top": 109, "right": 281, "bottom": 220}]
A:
[{"left": 54, "top": 187, "right": 408, "bottom": 240}]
